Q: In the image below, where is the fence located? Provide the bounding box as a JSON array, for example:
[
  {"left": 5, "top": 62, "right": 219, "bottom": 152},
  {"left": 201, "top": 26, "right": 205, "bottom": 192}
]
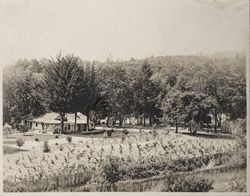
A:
[
  {"left": 4, "top": 170, "right": 92, "bottom": 192},
  {"left": 62, "top": 164, "right": 243, "bottom": 192},
  {"left": 114, "top": 165, "right": 240, "bottom": 192},
  {"left": 4, "top": 161, "right": 243, "bottom": 192}
]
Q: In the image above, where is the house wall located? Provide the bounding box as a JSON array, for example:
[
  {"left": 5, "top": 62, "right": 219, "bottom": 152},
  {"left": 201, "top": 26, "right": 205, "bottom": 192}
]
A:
[
  {"left": 32, "top": 122, "right": 43, "bottom": 130},
  {"left": 26, "top": 120, "right": 89, "bottom": 133},
  {"left": 64, "top": 123, "right": 87, "bottom": 133}
]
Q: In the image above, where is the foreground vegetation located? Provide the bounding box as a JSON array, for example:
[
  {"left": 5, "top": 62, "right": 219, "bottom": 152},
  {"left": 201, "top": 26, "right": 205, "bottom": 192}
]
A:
[{"left": 3, "top": 130, "right": 246, "bottom": 192}]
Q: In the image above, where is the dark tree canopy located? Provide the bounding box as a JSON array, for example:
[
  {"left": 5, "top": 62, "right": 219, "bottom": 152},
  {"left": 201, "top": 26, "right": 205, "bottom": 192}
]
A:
[{"left": 3, "top": 53, "right": 246, "bottom": 134}]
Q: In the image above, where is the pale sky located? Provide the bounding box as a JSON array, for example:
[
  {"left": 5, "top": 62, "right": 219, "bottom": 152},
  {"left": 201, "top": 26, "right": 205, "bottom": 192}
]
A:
[{"left": 0, "top": 0, "right": 249, "bottom": 66}]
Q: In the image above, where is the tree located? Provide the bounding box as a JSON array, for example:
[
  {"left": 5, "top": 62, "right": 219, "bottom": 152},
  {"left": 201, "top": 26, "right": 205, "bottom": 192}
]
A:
[
  {"left": 3, "top": 67, "right": 45, "bottom": 125},
  {"left": 162, "top": 90, "right": 184, "bottom": 133},
  {"left": 163, "top": 89, "right": 209, "bottom": 134},
  {"left": 131, "top": 61, "right": 161, "bottom": 126},
  {"left": 99, "top": 66, "right": 133, "bottom": 126},
  {"left": 182, "top": 63, "right": 246, "bottom": 132},
  {"left": 43, "top": 54, "right": 84, "bottom": 133},
  {"left": 77, "top": 63, "right": 100, "bottom": 131},
  {"left": 16, "top": 137, "right": 25, "bottom": 150}
]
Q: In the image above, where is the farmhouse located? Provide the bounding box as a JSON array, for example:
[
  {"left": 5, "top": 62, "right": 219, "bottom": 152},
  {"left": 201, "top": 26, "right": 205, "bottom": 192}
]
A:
[{"left": 22, "top": 112, "right": 92, "bottom": 133}]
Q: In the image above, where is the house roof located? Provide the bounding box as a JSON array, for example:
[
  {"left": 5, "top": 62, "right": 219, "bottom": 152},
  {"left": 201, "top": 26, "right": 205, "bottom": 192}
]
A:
[{"left": 28, "top": 112, "right": 87, "bottom": 124}]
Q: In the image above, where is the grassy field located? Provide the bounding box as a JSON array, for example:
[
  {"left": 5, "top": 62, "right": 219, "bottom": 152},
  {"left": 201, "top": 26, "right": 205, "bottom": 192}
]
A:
[
  {"left": 3, "top": 146, "right": 28, "bottom": 154},
  {"left": 5, "top": 133, "right": 64, "bottom": 142}
]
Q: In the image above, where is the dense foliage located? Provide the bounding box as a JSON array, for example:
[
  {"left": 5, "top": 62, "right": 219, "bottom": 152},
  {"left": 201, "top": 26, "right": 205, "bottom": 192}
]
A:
[
  {"left": 163, "top": 173, "right": 214, "bottom": 192},
  {"left": 3, "top": 54, "right": 246, "bottom": 133}
]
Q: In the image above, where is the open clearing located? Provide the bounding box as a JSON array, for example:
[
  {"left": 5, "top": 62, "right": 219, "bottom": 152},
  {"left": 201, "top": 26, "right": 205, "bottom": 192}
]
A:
[{"left": 4, "top": 129, "right": 239, "bottom": 185}]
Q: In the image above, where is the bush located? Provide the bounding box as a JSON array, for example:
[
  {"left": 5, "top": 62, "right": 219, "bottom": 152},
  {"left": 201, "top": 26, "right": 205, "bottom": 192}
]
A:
[
  {"left": 55, "top": 143, "right": 58, "bottom": 146},
  {"left": 18, "top": 125, "right": 29, "bottom": 133},
  {"left": 43, "top": 141, "right": 50, "bottom": 153},
  {"left": 55, "top": 135, "right": 59, "bottom": 139},
  {"left": 66, "top": 136, "right": 72, "bottom": 143},
  {"left": 90, "top": 156, "right": 122, "bottom": 191},
  {"left": 35, "top": 138, "right": 39, "bottom": 142},
  {"left": 222, "top": 119, "right": 246, "bottom": 135},
  {"left": 122, "top": 129, "right": 129, "bottom": 135},
  {"left": 163, "top": 173, "right": 214, "bottom": 192},
  {"left": 228, "top": 136, "right": 247, "bottom": 168},
  {"left": 16, "top": 137, "right": 25, "bottom": 149},
  {"left": 102, "top": 157, "right": 122, "bottom": 185},
  {"left": 107, "top": 129, "right": 113, "bottom": 137},
  {"left": 221, "top": 121, "right": 232, "bottom": 133}
]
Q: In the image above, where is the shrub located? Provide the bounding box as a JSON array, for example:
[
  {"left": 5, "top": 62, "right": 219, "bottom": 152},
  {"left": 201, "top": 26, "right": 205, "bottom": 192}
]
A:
[
  {"left": 43, "top": 141, "right": 50, "bottom": 153},
  {"left": 222, "top": 119, "right": 246, "bottom": 135},
  {"left": 107, "top": 129, "right": 113, "bottom": 137},
  {"left": 16, "top": 137, "right": 25, "bottom": 149},
  {"left": 55, "top": 135, "right": 59, "bottom": 139},
  {"left": 55, "top": 143, "right": 58, "bottom": 146},
  {"left": 221, "top": 121, "right": 232, "bottom": 133},
  {"left": 89, "top": 156, "right": 122, "bottom": 191},
  {"left": 228, "top": 136, "right": 247, "bottom": 168},
  {"left": 122, "top": 129, "right": 129, "bottom": 135},
  {"left": 66, "top": 136, "right": 72, "bottom": 143},
  {"left": 102, "top": 157, "right": 122, "bottom": 184},
  {"left": 35, "top": 138, "right": 39, "bottom": 142},
  {"left": 163, "top": 173, "right": 214, "bottom": 192},
  {"left": 18, "top": 125, "right": 29, "bottom": 133}
]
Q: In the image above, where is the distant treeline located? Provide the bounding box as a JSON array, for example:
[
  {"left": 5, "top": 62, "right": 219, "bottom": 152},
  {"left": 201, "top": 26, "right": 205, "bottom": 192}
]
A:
[{"left": 3, "top": 54, "right": 246, "bottom": 133}]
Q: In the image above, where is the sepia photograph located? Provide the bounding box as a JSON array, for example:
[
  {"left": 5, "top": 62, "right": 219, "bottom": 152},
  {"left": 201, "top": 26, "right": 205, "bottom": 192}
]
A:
[{"left": 1, "top": 0, "right": 249, "bottom": 194}]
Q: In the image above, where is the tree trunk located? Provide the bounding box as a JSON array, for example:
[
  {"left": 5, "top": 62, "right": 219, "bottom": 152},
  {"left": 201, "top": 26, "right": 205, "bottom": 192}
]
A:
[
  {"left": 175, "top": 121, "right": 178, "bottom": 133},
  {"left": 74, "top": 112, "right": 77, "bottom": 132},
  {"left": 143, "top": 114, "right": 146, "bottom": 126},
  {"left": 149, "top": 116, "right": 154, "bottom": 126},
  {"left": 214, "top": 113, "right": 217, "bottom": 133},
  {"left": 106, "top": 115, "right": 110, "bottom": 127},
  {"left": 119, "top": 115, "right": 123, "bottom": 127},
  {"left": 218, "top": 115, "right": 222, "bottom": 128},
  {"left": 190, "top": 125, "right": 192, "bottom": 134},
  {"left": 214, "top": 119, "right": 217, "bottom": 133},
  {"left": 60, "top": 112, "right": 65, "bottom": 134},
  {"left": 114, "top": 112, "right": 118, "bottom": 126},
  {"left": 86, "top": 111, "right": 90, "bottom": 132}
]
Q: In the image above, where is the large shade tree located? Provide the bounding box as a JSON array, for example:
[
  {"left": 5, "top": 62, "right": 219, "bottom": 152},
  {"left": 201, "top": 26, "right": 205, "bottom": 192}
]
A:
[
  {"left": 131, "top": 61, "right": 161, "bottom": 125},
  {"left": 78, "top": 63, "right": 100, "bottom": 131},
  {"left": 98, "top": 66, "right": 133, "bottom": 126},
  {"left": 43, "top": 54, "right": 85, "bottom": 133}
]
